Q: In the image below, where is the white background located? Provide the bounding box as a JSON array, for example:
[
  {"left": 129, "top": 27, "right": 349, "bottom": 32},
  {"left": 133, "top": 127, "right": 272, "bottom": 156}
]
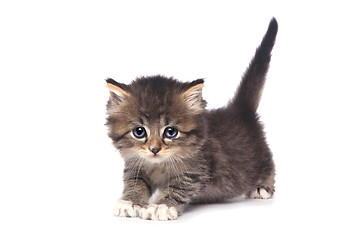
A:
[{"left": 1, "top": 0, "right": 359, "bottom": 239}]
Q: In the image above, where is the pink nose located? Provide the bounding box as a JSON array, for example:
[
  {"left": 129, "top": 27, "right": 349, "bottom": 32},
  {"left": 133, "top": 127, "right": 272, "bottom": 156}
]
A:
[{"left": 149, "top": 146, "right": 161, "bottom": 155}]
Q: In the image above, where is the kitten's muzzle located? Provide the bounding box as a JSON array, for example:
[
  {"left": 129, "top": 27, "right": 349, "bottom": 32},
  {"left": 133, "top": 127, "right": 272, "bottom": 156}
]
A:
[{"left": 149, "top": 146, "right": 161, "bottom": 155}]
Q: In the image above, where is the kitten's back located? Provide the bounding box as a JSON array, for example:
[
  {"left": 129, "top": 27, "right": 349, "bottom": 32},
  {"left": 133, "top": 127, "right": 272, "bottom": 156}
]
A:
[{"left": 198, "top": 19, "right": 278, "bottom": 201}]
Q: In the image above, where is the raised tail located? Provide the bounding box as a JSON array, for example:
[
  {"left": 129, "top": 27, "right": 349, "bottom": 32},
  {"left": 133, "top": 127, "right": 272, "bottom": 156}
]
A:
[{"left": 230, "top": 18, "right": 278, "bottom": 113}]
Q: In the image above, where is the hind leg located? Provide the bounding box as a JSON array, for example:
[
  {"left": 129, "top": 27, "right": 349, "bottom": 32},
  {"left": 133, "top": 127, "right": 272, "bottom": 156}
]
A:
[{"left": 248, "top": 172, "right": 275, "bottom": 199}]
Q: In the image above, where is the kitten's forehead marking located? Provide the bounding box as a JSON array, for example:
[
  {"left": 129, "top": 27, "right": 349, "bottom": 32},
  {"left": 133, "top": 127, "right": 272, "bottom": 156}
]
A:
[
  {"left": 139, "top": 115, "right": 169, "bottom": 130},
  {"left": 138, "top": 110, "right": 150, "bottom": 119}
]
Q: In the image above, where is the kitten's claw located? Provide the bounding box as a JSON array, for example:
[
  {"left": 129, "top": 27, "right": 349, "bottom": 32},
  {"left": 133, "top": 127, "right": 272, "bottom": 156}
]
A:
[
  {"left": 141, "top": 204, "right": 178, "bottom": 221},
  {"left": 113, "top": 200, "right": 143, "bottom": 217}
]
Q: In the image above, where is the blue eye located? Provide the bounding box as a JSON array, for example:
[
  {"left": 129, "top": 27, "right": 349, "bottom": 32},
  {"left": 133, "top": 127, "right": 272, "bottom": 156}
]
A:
[
  {"left": 164, "top": 127, "right": 179, "bottom": 139},
  {"left": 133, "top": 127, "right": 147, "bottom": 138}
]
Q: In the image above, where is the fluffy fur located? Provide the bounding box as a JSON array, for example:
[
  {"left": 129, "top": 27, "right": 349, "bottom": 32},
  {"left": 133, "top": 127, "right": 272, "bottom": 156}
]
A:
[{"left": 106, "top": 18, "right": 278, "bottom": 220}]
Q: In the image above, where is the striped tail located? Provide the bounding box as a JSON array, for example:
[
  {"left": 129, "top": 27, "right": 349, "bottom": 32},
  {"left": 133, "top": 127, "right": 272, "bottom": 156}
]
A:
[{"left": 230, "top": 18, "right": 278, "bottom": 113}]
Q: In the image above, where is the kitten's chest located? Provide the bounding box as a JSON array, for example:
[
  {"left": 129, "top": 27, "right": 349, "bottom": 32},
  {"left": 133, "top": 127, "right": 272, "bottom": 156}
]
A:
[{"left": 145, "top": 165, "right": 170, "bottom": 190}]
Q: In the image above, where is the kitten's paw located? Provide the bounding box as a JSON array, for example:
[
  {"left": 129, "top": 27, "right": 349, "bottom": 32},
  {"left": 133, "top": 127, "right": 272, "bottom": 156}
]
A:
[
  {"left": 141, "top": 204, "right": 178, "bottom": 221},
  {"left": 249, "top": 187, "right": 274, "bottom": 199},
  {"left": 113, "top": 200, "right": 143, "bottom": 218}
]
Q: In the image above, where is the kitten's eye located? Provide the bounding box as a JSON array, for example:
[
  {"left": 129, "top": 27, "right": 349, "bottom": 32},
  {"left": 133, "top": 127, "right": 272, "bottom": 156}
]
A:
[
  {"left": 132, "top": 127, "right": 147, "bottom": 139},
  {"left": 163, "top": 127, "right": 179, "bottom": 139}
]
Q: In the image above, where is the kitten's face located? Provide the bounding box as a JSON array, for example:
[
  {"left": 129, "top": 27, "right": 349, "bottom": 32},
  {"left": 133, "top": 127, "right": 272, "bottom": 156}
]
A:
[{"left": 106, "top": 76, "right": 207, "bottom": 164}]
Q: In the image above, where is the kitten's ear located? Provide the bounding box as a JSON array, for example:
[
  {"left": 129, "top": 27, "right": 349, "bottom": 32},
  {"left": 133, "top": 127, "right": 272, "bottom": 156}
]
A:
[
  {"left": 106, "top": 78, "right": 129, "bottom": 103},
  {"left": 183, "top": 79, "right": 205, "bottom": 113}
]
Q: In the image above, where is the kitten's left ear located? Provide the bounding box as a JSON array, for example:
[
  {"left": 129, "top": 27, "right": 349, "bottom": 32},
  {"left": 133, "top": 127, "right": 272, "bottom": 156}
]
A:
[
  {"left": 106, "top": 78, "right": 129, "bottom": 104},
  {"left": 183, "top": 79, "right": 205, "bottom": 113}
]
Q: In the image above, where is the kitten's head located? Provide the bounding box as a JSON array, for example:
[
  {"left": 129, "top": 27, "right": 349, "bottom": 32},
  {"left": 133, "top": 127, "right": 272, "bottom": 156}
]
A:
[{"left": 105, "top": 75, "right": 207, "bottom": 164}]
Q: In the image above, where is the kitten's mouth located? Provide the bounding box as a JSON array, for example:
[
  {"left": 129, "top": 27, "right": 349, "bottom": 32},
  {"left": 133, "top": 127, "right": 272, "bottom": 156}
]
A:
[
  {"left": 150, "top": 154, "right": 162, "bottom": 159},
  {"left": 145, "top": 154, "right": 166, "bottom": 163}
]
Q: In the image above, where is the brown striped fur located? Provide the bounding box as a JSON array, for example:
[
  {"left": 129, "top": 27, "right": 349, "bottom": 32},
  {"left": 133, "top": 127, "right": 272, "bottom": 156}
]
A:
[{"left": 106, "top": 18, "right": 278, "bottom": 219}]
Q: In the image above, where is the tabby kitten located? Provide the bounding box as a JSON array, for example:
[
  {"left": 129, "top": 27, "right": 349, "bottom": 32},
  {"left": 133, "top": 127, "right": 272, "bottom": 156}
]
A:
[{"left": 106, "top": 18, "right": 278, "bottom": 220}]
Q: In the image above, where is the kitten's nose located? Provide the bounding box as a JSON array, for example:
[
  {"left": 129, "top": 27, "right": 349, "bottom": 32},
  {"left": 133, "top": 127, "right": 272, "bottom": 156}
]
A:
[{"left": 149, "top": 146, "right": 161, "bottom": 155}]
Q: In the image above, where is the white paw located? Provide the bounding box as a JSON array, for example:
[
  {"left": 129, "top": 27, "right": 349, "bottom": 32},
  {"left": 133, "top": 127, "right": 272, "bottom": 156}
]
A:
[
  {"left": 141, "top": 204, "right": 178, "bottom": 221},
  {"left": 259, "top": 188, "right": 272, "bottom": 199},
  {"left": 113, "top": 200, "right": 143, "bottom": 218},
  {"left": 250, "top": 187, "right": 273, "bottom": 199}
]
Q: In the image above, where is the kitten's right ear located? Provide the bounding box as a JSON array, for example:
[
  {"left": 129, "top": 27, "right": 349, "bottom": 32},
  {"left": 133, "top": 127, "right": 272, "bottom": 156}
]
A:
[{"left": 106, "top": 78, "right": 129, "bottom": 103}]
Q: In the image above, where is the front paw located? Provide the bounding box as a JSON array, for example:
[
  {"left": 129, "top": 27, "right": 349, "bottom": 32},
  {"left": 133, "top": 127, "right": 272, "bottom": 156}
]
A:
[
  {"left": 113, "top": 200, "right": 143, "bottom": 218},
  {"left": 141, "top": 204, "right": 178, "bottom": 221}
]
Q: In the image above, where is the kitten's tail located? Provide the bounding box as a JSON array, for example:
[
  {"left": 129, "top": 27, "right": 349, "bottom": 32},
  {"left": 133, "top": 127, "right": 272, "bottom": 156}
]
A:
[{"left": 230, "top": 18, "right": 278, "bottom": 113}]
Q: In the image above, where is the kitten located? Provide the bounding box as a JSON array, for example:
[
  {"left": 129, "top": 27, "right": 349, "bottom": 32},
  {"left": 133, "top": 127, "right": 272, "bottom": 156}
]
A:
[{"left": 106, "top": 18, "right": 278, "bottom": 220}]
